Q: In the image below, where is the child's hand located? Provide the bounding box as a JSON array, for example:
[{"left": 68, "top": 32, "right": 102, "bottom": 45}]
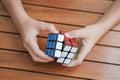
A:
[
  {"left": 63, "top": 24, "right": 106, "bottom": 67},
  {"left": 17, "top": 18, "right": 59, "bottom": 62}
]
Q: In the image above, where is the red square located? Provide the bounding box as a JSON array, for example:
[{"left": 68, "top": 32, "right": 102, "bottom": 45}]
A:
[
  {"left": 70, "top": 38, "right": 78, "bottom": 47},
  {"left": 64, "top": 37, "right": 71, "bottom": 45}
]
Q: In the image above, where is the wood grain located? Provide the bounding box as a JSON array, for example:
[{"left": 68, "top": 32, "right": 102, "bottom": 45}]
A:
[
  {"left": 22, "top": 0, "right": 114, "bottom": 13},
  {"left": 0, "top": 2, "right": 103, "bottom": 26},
  {"left": 0, "top": 16, "right": 120, "bottom": 34},
  {"left": 0, "top": 68, "right": 81, "bottom": 80},
  {"left": 0, "top": 0, "right": 120, "bottom": 80},
  {"left": 0, "top": 32, "right": 120, "bottom": 64},
  {"left": 0, "top": 2, "right": 119, "bottom": 30},
  {"left": 0, "top": 17, "right": 120, "bottom": 47},
  {"left": 0, "top": 50, "right": 120, "bottom": 80},
  {"left": 0, "top": 2, "right": 7, "bottom": 15}
]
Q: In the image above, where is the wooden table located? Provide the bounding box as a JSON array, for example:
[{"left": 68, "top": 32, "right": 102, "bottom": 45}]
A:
[{"left": 0, "top": 0, "right": 120, "bottom": 80}]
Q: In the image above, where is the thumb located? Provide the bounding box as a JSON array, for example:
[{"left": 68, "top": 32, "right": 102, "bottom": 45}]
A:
[{"left": 64, "top": 29, "right": 87, "bottom": 38}]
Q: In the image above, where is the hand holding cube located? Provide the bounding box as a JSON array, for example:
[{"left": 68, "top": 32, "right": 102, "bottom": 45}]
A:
[{"left": 45, "top": 31, "right": 81, "bottom": 64}]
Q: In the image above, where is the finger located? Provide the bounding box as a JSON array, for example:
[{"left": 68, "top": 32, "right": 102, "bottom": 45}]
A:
[
  {"left": 24, "top": 36, "right": 54, "bottom": 61},
  {"left": 25, "top": 45, "right": 50, "bottom": 62},
  {"left": 64, "top": 29, "right": 87, "bottom": 38},
  {"left": 40, "top": 22, "right": 58, "bottom": 33},
  {"left": 77, "top": 39, "right": 96, "bottom": 62},
  {"left": 62, "top": 59, "right": 80, "bottom": 67},
  {"left": 46, "top": 23, "right": 59, "bottom": 33},
  {"left": 63, "top": 39, "right": 95, "bottom": 67}
]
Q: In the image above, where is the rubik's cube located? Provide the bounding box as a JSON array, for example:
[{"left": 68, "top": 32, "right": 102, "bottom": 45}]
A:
[{"left": 45, "top": 32, "right": 79, "bottom": 64}]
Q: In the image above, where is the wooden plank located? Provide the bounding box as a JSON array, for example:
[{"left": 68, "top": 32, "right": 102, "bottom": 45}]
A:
[
  {"left": 1, "top": 2, "right": 120, "bottom": 31},
  {"left": 0, "top": 33, "right": 26, "bottom": 51},
  {"left": 0, "top": 18, "right": 120, "bottom": 47},
  {"left": 0, "top": 1, "right": 119, "bottom": 80},
  {"left": 26, "top": 4, "right": 103, "bottom": 26},
  {"left": 0, "top": 2, "right": 103, "bottom": 26},
  {"left": 0, "top": 32, "right": 120, "bottom": 64},
  {"left": 0, "top": 17, "right": 17, "bottom": 32},
  {"left": 98, "top": 31, "right": 120, "bottom": 47},
  {"left": 0, "top": 68, "right": 81, "bottom": 80},
  {"left": 0, "top": 16, "right": 120, "bottom": 33},
  {"left": 0, "top": 2, "right": 8, "bottom": 15},
  {"left": 88, "top": 45, "right": 120, "bottom": 64},
  {"left": 22, "top": 0, "right": 114, "bottom": 13},
  {"left": 17, "top": 4, "right": 103, "bottom": 26},
  {"left": 0, "top": 2, "right": 4, "bottom": 9},
  {"left": 0, "top": 50, "right": 120, "bottom": 80}
]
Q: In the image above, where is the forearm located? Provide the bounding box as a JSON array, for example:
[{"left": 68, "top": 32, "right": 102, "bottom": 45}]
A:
[
  {"left": 95, "top": 0, "right": 120, "bottom": 31},
  {"left": 1, "top": 0, "right": 30, "bottom": 27}
]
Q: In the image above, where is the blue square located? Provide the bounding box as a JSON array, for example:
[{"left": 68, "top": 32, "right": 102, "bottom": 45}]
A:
[
  {"left": 47, "top": 49, "right": 51, "bottom": 56},
  {"left": 46, "top": 41, "right": 50, "bottom": 48},
  {"left": 51, "top": 34, "right": 54, "bottom": 40},
  {"left": 45, "top": 49, "right": 50, "bottom": 56},
  {"left": 49, "top": 42, "right": 53, "bottom": 48},
  {"left": 48, "top": 34, "right": 58, "bottom": 41},
  {"left": 51, "top": 42, "right": 56, "bottom": 48},
  {"left": 48, "top": 34, "right": 52, "bottom": 41},
  {"left": 52, "top": 34, "right": 57, "bottom": 41},
  {"left": 50, "top": 50, "right": 55, "bottom": 56},
  {"left": 45, "top": 49, "right": 49, "bottom": 56},
  {"left": 46, "top": 49, "right": 54, "bottom": 56}
]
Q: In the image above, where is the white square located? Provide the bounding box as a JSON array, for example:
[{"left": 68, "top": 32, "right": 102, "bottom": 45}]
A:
[
  {"left": 57, "top": 58, "right": 65, "bottom": 63},
  {"left": 67, "top": 53, "right": 75, "bottom": 58},
  {"left": 57, "top": 34, "right": 64, "bottom": 42},
  {"left": 56, "top": 42, "right": 63, "bottom": 50},
  {"left": 71, "top": 47, "right": 78, "bottom": 53},
  {"left": 54, "top": 50, "right": 61, "bottom": 57},
  {"left": 61, "top": 52, "right": 68, "bottom": 57},
  {"left": 63, "top": 45, "right": 71, "bottom": 51},
  {"left": 64, "top": 59, "right": 71, "bottom": 64}
]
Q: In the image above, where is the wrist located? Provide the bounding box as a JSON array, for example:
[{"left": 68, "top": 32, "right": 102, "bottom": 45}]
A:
[
  {"left": 12, "top": 15, "right": 31, "bottom": 27},
  {"left": 89, "top": 23, "right": 111, "bottom": 33},
  {"left": 85, "top": 23, "right": 110, "bottom": 39}
]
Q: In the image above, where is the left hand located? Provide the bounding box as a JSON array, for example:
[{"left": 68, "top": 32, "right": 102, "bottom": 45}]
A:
[{"left": 63, "top": 24, "right": 107, "bottom": 67}]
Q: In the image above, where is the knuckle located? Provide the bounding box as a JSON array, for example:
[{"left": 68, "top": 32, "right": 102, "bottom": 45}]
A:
[
  {"left": 77, "top": 60, "right": 82, "bottom": 65},
  {"left": 23, "top": 43, "right": 27, "bottom": 48},
  {"left": 32, "top": 57, "right": 48, "bottom": 63},
  {"left": 32, "top": 57, "right": 39, "bottom": 62},
  {"left": 70, "top": 31, "right": 76, "bottom": 37},
  {"left": 23, "top": 41, "right": 29, "bottom": 49},
  {"left": 49, "top": 23, "right": 54, "bottom": 26},
  {"left": 33, "top": 51, "right": 40, "bottom": 58},
  {"left": 23, "top": 37, "right": 33, "bottom": 46},
  {"left": 34, "top": 53, "right": 39, "bottom": 58},
  {"left": 23, "top": 37, "right": 31, "bottom": 45},
  {"left": 49, "top": 24, "right": 55, "bottom": 28}
]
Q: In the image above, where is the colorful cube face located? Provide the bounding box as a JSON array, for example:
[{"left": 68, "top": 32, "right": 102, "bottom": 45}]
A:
[
  {"left": 56, "top": 37, "right": 79, "bottom": 64},
  {"left": 45, "top": 33, "right": 64, "bottom": 58},
  {"left": 45, "top": 32, "right": 79, "bottom": 64}
]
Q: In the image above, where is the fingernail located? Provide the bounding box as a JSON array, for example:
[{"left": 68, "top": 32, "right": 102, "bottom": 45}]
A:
[
  {"left": 56, "top": 30, "right": 59, "bottom": 33},
  {"left": 62, "top": 64, "right": 69, "bottom": 67},
  {"left": 65, "top": 32, "right": 70, "bottom": 37},
  {"left": 62, "top": 64, "right": 68, "bottom": 66},
  {"left": 54, "top": 30, "right": 59, "bottom": 33},
  {"left": 49, "top": 58, "right": 54, "bottom": 61}
]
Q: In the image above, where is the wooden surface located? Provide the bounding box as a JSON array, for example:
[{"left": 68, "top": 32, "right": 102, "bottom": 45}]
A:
[{"left": 0, "top": 0, "right": 120, "bottom": 80}]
